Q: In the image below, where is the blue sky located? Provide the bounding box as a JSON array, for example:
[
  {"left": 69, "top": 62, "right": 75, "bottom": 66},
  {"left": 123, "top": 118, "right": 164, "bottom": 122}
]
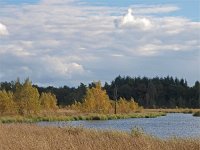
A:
[
  {"left": 0, "top": 0, "right": 37, "bottom": 3},
  {"left": 1, "top": 0, "right": 199, "bottom": 21},
  {"left": 0, "top": 0, "right": 199, "bottom": 86},
  {"left": 83, "top": 0, "right": 199, "bottom": 19}
]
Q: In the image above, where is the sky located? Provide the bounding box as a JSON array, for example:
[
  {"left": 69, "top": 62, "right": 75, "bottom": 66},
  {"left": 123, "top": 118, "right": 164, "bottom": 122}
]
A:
[{"left": 0, "top": 0, "right": 199, "bottom": 87}]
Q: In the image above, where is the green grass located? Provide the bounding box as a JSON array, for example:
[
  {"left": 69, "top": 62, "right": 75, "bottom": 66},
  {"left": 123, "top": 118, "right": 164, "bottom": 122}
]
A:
[
  {"left": 145, "top": 108, "right": 200, "bottom": 114},
  {"left": 0, "top": 112, "right": 166, "bottom": 123}
]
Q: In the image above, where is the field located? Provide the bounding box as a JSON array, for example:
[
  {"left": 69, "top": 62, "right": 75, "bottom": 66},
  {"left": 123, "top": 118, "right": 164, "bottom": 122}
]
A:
[{"left": 0, "top": 124, "right": 199, "bottom": 150}]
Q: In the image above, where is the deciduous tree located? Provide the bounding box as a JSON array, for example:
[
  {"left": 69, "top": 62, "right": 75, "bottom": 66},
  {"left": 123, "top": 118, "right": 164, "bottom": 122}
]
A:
[
  {"left": 0, "top": 90, "right": 16, "bottom": 114},
  {"left": 82, "top": 82, "right": 112, "bottom": 113},
  {"left": 14, "top": 78, "right": 40, "bottom": 115},
  {"left": 40, "top": 92, "right": 58, "bottom": 111}
]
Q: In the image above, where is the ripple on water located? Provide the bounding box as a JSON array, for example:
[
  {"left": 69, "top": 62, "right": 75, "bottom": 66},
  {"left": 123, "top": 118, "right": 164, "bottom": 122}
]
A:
[{"left": 36, "top": 113, "right": 200, "bottom": 138}]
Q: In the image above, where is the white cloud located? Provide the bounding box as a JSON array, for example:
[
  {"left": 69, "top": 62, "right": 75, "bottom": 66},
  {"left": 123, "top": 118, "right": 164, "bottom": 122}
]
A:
[
  {"left": 40, "top": 0, "right": 75, "bottom": 5},
  {"left": 0, "top": 23, "right": 8, "bottom": 35},
  {"left": 132, "top": 5, "right": 179, "bottom": 14},
  {"left": 111, "top": 54, "right": 124, "bottom": 57},
  {"left": 42, "top": 56, "right": 86, "bottom": 77},
  {"left": 115, "top": 8, "right": 153, "bottom": 30},
  {"left": 0, "top": 0, "right": 199, "bottom": 85}
]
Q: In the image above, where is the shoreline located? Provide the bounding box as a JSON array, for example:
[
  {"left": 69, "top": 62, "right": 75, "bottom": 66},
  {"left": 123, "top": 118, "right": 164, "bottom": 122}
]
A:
[
  {"left": 1, "top": 108, "right": 200, "bottom": 123},
  {"left": 0, "top": 112, "right": 166, "bottom": 123}
]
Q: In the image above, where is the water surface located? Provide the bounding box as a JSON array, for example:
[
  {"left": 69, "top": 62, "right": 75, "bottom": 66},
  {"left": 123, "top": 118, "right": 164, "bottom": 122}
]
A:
[{"left": 37, "top": 113, "right": 200, "bottom": 138}]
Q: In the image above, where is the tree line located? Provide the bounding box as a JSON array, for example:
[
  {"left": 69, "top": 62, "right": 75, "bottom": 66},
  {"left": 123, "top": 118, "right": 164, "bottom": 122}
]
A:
[
  {"left": 105, "top": 76, "right": 200, "bottom": 108},
  {"left": 71, "top": 82, "right": 140, "bottom": 114},
  {"left": 0, "top": 79, "right": 57, "bottom": 115},
  {"left": 0, "top": 76, "right": 199, "bottom": 109}
]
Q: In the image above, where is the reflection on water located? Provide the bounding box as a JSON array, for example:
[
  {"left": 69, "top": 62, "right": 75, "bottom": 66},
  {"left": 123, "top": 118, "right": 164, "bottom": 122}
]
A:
[{"left": 36, "top": 113, "right": 200, "bottom": 138}]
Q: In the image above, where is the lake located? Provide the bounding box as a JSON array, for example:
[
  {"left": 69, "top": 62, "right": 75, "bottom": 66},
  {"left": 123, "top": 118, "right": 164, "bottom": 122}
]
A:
[{"left": 36, "top": 113, "right": 200, "bottom": 138}]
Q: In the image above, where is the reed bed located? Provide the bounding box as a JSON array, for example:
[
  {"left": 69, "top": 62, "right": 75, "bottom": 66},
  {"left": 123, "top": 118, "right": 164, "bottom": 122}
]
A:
[{"left": 0, "top": 124, "right": 199, "bottom": 150}]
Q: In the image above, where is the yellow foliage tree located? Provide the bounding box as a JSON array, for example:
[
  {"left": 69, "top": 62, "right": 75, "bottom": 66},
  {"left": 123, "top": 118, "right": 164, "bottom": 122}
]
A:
[
  {"left": 40, "top": 92, "right": 58, "bottom": 111},
  {"left": 129, "top": 98, "right": 139, "bottom": 111},
  {"left": 14, "top": 78, "right": 40, "bottom": 115},
  {"left": 71, "top": 101, "right": 82, "bottom": 111},
  {"left": 117, "top": 97, "right": 140, "bottom": 113},
  {"left": 0, "top": 90, "right": 16, "bottom": 114},
  {"left": 117, "top": 97, "right": 130, "bottom": 113},
  {"left": 82, "top": 82, "right": 112, "bottom": 113}
]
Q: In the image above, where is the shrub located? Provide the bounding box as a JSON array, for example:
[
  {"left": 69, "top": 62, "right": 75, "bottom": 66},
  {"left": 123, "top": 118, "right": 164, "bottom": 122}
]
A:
[{"left": 131, "top": 127, "right": 144, "bottom": 137}]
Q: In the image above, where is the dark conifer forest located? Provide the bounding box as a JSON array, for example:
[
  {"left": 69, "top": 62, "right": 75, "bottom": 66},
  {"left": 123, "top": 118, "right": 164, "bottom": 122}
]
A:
[{"left": 0, "top": 76, "right": 199, "bottom": 108}]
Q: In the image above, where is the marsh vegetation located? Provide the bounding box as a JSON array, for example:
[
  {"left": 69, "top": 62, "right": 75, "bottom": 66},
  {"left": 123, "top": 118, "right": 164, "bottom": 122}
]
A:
[{"left": 0, "top": 124, "right": 199, "bottom": 150}]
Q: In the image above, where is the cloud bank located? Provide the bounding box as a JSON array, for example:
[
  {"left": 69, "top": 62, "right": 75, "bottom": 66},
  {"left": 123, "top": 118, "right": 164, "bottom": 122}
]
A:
[{"left": 0, "top": 0, "right": 199, "bottom": 86}]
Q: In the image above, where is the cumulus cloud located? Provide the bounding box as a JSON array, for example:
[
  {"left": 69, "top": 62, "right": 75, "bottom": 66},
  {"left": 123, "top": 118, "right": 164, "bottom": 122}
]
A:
[
  {"left": 115, "top": 8, "right": 153, "bottom": 30},
  {"left": 42, "top": 56, "right": 85, "bottom": 77},
  {"left": 0, "top": 23, "right": 8, "bottom": 35}
]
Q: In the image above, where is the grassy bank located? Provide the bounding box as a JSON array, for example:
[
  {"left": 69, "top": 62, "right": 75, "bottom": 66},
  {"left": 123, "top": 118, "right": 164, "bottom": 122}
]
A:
[
  {"left": 0, "top": 124, "right": 199, "bottom": 150},
  {"left": 0, "top": 112, "right": 166, "bottom": 123},
  {"left": 1, "top": 108, "right": 200, "bottom": 123},
  {"left": 145, "top": 108, "right": 200, "bottom": 114},
  {"left": 193, "top": 111, "right": 200, "bottom": 117}
]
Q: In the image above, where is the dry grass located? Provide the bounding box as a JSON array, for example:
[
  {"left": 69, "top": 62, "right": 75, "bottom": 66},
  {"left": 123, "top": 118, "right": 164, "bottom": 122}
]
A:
[{"left": 0, "top": 124, "right": 199, "bottom": 150}]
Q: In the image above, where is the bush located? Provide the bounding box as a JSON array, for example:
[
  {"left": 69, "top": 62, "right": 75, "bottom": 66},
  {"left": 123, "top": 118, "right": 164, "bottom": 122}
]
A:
[
  {"left": 117, "top": 97, "right": 140, "bottom": 113},
  {"left": 131, "top": 127, "right": 144, "bottom": 137}
]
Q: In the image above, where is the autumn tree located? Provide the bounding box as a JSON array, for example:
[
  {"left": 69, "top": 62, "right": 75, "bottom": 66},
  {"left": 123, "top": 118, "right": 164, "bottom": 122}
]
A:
[
  {"left": 117, "top": 97, "right": 130, "bottom": 113},
  {"left": 81, "top": 82, "right": 112, "bottom": 113},
  {"left": 129, "top": 98, "right": 139, "bottom": 111},
  {"left": 40, "top": 92, "right": 58, "bottom": 111},
  {"left": 0, "top": 90, "right": 16, "bottom": 114},
  {"left": 117, "top": 97, "right": 140, "bottom": 113},
  {"left": 14, "top": 78, "right": 40, "bottom": 115}
]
